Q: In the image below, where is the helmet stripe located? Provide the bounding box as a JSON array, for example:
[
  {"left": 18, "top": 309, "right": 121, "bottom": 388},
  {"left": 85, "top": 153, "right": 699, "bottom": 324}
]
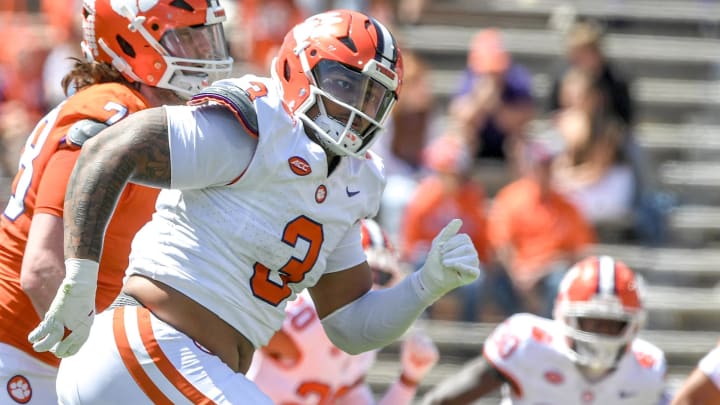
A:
[
  {"left": 370, "top": 18, "right": 397, "bottom": 69},
  {"left": 598, "top": 255, "right": 616, "bottom": 297}
]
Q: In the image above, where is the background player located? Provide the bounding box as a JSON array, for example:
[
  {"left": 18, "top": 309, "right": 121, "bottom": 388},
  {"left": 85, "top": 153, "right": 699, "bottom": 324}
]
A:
[
  {"left": 671, "top": 342, "right": 720, "bottom": 404},
  {"left": 248, "top": 218, "right": 439, "bottom": 404},
  {"left": 421, "top": 256, "right": 668, "bottom": 405},
  {"left": 0, "top": 0, "right": 232, "bottom": 403},
  {"left": 28, "top": 9, "right": 480, "bottom": 403}
]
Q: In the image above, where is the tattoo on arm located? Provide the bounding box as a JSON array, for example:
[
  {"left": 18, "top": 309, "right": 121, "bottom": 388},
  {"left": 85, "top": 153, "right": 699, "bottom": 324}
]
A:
[{"left": 64, "top": 107, "right": 171, "bottom": 261}]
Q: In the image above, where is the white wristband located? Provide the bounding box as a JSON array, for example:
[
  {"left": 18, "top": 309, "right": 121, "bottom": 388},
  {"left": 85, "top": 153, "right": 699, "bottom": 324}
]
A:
[{"left": 64, "top": 258, "right": 100, "bottom": 286}]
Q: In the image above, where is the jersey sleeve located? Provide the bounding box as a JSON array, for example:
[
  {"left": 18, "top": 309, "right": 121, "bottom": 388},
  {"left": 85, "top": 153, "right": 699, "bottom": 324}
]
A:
[
  {"left": 699, "top": 345, "right": 720, "bottom": 390},
  {"left": 324, "top": 221, "right": 367, "bottom": 274},
  {"left": 482, "top": 314, "right": 539, "bottom": 397},
  {"left": 166, "top": 104, "right": 257, "bottom": 189},
  {"left": 34, "top": 149, "right": 80, "bottom": 217}
]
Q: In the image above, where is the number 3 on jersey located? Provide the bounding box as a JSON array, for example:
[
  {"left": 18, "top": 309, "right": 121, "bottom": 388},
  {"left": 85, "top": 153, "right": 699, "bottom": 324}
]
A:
[{"left": 251, "top": 216, "right": 324, "bottom": 306}]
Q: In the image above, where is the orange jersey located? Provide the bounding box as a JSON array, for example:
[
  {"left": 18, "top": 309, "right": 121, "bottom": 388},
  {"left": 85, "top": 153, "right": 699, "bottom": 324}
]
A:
[
  {"left": 0, "top": 83, "right": 160, "bottom": 367},
  {"left": 487, "top": 178, "right": 595, "bottom": 276},
  {"left": 400, "top": 176, "right": 490, "bottom": 265}
]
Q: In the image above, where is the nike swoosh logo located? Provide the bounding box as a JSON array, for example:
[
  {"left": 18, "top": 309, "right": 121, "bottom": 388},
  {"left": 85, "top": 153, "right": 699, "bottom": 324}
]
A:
[
  {"left": 346, "top": 186, "right": 360, "bottom": 197},
  {"left": 619, "top": 391, "right": 636, "bottom": 398}
]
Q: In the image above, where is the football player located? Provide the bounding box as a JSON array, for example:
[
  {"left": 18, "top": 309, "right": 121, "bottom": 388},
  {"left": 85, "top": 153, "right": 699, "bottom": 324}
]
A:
[
  {"left": 421, "top": 256, "right": 668, "bottom": 405},
  {"left": 0, "top": 0, "right": 231, "bottom": 403},
  {"left": 670, "top": 342, "right": 720, "bottom": 404},
  {"left": 28, "top": 9, "right": 480, "bottom": 404},
  {"left": 248, "top": 218, "right": 439, "bottom": 404}
]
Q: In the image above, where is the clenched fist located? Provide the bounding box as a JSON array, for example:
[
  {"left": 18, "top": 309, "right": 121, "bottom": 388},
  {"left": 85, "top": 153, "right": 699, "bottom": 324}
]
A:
[
  {"left": 28, "top": 259, "right": 98, "bottom": 358},
  {"left": 401, "top": 330, "right": 439, "bottom": 385}
]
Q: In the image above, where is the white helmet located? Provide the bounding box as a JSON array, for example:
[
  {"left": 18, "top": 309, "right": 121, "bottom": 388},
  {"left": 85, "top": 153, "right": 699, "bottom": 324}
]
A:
[{"left": 554, "top": 256, "right": 646, "bottom": 372}]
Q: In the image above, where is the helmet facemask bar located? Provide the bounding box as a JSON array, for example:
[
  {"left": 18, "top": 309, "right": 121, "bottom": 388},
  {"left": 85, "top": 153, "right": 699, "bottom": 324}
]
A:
[
  {"left": 557, "top": 300, "right": 644, "bottom": 371},
  {"left": 298, "top": 60, "right": 397, "bottom": 158},
  {"left": 157, "top": 23, "right": 233, "bottom": 97}
]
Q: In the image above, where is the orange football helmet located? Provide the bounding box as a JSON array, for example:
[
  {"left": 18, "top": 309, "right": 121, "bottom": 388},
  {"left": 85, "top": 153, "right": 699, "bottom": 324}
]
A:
[
  {"left": 360, "top": 219, "right": 404, "bottom": 289},
  {"left": 554, "top": 255, "right": 646, "bottom": 371},
  {"left": 272, "top": 9, "right": 403, "bottom": 158},
  {"left": 80, "top": 0, "right": 233, "bottom": 98}
]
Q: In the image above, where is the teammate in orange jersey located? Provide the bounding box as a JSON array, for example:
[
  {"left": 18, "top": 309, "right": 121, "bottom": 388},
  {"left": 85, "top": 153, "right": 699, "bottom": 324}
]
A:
[
  {"left": 0, "top": 0, "right": 232, "bottom": 403},
  {"left": 421, "top": 256, "right": 669, "bottom": 405},
  {"left": 28, "top": 9, "right": 479, "bottom": 404},
  {"left": 248, "top": 218, "right": 439, "bottom": 404}
]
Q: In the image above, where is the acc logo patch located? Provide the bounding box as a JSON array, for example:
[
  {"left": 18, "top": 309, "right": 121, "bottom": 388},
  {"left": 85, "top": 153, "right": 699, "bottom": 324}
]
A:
[
  {"left": 315, "top": 185, "right": 327, "bottom": 203},
  {"left": 7, "top": 375, "right": 31, "bottom": 404},
  {"left": 289, "top": 156, "right": 312, "bottom": 176}
]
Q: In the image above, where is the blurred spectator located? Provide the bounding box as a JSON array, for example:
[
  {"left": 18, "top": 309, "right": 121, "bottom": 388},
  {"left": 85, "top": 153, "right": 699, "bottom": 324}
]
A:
[
  {"left": 239, "top": 0, "right": 305, "bottom": 71},
  {"left": 297, "top": 0, "right": 392, "bottom": 20},
  {"left": 449, "top": 28, "right": 534, "bottom": 172},
  {"left": 396, "top": 0, "right": 426, "bottom": 25},
  {"left": 486, "top": 141, "right": 596, "bottom": 318},
  {"left": 548, "top": 19, "right": 633, "bottom": 127},
  {"left": 399, "top": 133, "right": 490, "bottom": 321},
  {"left": 548, "top": 68, "right": 636, "bottom": 225},
  {"left": 0, "top": 33, "right": 50, "bottom": 123},
  {"left": 0, "top": 101, "right": 32, "bottom": 177},
  {"left": 375, "top": 51, "right": 434, "bottom": 181},
  {"left": 550, "top": 56, "right": 671, "bottom": 244},
  {"left": 374, "top": 50, "right": 436, "bottom": 242},
  {"left": 41, "top": 0, "right": 82, "bottom": 107}
]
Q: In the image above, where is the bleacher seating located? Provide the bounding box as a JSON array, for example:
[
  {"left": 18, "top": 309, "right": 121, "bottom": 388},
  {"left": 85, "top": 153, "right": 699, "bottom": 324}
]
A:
[{"left": 367, "top": 1, "right": 720, "bottom": 402}]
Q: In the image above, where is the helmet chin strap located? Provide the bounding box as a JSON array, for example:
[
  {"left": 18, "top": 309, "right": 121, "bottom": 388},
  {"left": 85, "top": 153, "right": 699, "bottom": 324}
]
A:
[{"left": 314, "top": 115, "right": 362, "bottom": 154}]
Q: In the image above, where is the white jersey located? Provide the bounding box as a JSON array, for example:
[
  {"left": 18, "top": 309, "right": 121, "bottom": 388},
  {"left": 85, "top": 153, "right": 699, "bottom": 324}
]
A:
[
  {"left": 698, "top": 343, "right": 720, "bottom": 390},
  {"left": 247, "top": 291, "right": 376, "bottom": 404},
  {"left": 127, "top": 75, "right": 385, "bottom": 348},
  {"left": 483, "top": 313, "right": 666, "bottom": 405}
]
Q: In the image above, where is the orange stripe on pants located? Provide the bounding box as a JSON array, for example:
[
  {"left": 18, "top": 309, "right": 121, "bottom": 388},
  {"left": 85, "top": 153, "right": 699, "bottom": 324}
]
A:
[
  {"left": 113, "top": 307, "right": 174, "bottom": 405},
  {"left": 113, "top": 306, "right": 217, "bottom": 404},
  {"left": 136, "top": 308, "right": 216, "bottom": 404}
]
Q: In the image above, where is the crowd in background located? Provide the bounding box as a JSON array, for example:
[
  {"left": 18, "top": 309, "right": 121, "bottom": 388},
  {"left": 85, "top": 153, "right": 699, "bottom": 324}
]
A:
[{"left": 0, "top": 0, "right": 669, "bottom": 323}]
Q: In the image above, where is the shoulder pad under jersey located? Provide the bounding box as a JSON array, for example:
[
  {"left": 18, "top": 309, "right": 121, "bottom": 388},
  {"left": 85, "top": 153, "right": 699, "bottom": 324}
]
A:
[
  {"left": 66, "top": 119, "right": 109, "bottom": 147},
  {"left": 189, "top": 84, "right": 259, "bottom": 136}
]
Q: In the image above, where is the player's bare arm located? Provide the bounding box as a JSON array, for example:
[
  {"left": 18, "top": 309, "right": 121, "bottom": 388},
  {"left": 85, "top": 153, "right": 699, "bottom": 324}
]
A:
[
  {"left": 421, "top": 356, "right": 506, "bottom": 405},
  {"left": 671, "top": 366, "right": 720, "bottom": 404},
  {"left": 21, "top": 213, "right": 65, "bottom": 317},
  {"left": 309, "top": 262, "right": 373, "bottom": 319},
  {"left": 64, "top": 107, "right": 170, "bottom": 261}
]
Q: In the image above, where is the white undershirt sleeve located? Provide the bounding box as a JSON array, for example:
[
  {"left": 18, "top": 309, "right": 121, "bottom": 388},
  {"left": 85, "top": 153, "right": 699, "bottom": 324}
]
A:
[
  {"left": 320, "top": 271, "right": 432, "bottom": 354},
  {"left": 165, "top": 104, "right": 258, "bottom": 189},
  {"left": 699, "top": 345, "right": 720, "bottom": 390},
  {"left": 324, "top": 221, "right": 366, "bottom": 274}
]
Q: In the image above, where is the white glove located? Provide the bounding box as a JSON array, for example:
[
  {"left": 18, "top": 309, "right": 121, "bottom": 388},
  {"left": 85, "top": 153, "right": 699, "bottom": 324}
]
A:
[
  {"left": 416, "top": 219, "right": 480, "bottom": 302},
  {"left": 401, "top": 330, "right": 439, "bottom": 384},
  {"left": 28, "top": 258, "right": 98, "bottom": 358}
]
